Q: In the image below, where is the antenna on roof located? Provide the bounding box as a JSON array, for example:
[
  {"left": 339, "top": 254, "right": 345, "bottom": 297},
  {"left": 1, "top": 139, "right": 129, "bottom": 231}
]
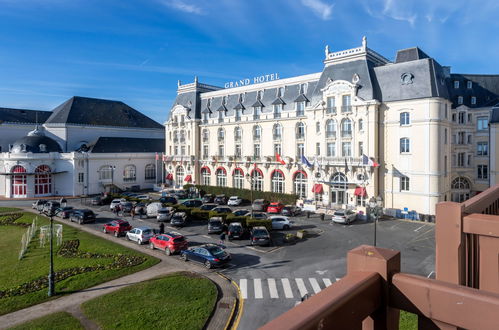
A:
[
  {"left": 194, "top": 76, "right": 198, "bottom": 84},
  {"left": 177, "top": 80, "right": 181, "bottom": 87}
]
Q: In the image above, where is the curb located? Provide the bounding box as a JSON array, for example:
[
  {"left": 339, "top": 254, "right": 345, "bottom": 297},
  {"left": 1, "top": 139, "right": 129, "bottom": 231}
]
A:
[{"left": 218, "top": 272, "right": 244, "bottom": 330}]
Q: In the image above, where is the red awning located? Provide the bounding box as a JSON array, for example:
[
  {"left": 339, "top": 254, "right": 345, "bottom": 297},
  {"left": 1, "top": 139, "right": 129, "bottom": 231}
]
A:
[
  {"left": 166, "top": 173, "right": 173, "bottom": 180},
  {"left": 312, "top": 184, "right": 323, "bottom": 194},
  {"left": 354, "top": 187, "right": 367, "bottom": 197},
  {"left": 184, "top": 175, "right": 192, "bottom": 182}
]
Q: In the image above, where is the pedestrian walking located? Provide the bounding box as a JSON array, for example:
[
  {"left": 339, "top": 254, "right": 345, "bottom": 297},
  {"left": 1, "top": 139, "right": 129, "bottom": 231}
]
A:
[
  {"left": 159, "top": 223, "right": 165, "bottom": 234},
  {"left": 131, "top": 207, "right": 135, "bottom": 220},
  {"left": 219, "top": 231, "right": 226, "bottom": 246},
  {"left": 114, "top": 205, "right": 119, "bottom": 216}
]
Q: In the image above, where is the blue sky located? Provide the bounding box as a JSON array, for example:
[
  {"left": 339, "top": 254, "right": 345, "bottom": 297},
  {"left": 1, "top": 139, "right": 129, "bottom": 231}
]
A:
[{"left": 1, "top": 0, "right": 498, "bottom": 123}]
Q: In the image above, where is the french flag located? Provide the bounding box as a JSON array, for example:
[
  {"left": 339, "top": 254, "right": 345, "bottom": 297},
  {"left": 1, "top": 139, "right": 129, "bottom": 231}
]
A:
[{"left": 362, "top": 154, "right": 379, "bottom": 167}]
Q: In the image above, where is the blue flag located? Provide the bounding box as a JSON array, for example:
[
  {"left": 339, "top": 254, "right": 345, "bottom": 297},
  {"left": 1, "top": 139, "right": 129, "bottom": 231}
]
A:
[{"left": 301, "top": 155, "right": 312, "bottom": 168}]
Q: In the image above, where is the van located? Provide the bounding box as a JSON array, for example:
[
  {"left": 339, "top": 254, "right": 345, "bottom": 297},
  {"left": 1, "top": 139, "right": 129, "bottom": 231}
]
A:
[{"left": 146, "top": 202, "right": 163, "bottom": 217}]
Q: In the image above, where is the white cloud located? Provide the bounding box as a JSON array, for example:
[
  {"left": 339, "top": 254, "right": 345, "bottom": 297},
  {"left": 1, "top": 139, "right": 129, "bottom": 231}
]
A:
[
  {"left": 301, "top": 0, "right": 334, "bottom": 20},
  {"left": 160, "top": 0, "right": 204, "bottom": 15},
  {"left": 382, "top": 0, "right": 417, "bottom": 26}
]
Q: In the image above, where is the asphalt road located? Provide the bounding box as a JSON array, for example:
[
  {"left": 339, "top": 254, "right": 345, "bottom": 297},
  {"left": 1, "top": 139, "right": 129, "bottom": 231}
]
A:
[{"left": 2, "top": 198, "right": 435, "bottom": 329}]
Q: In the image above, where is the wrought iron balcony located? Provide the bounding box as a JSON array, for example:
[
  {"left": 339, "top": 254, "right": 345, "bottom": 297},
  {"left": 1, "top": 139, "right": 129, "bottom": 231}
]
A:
[
  {"left": 253, "top": 114, "right": 260, "bottom": 120},
  {"left": 341, "top": 105, "right": 352, "bottom": 113},
  {"left": 274, "top": 112, "right": 281, "bottom": 119},
  {"left": 326, "top": 106, "right": 337, "bottom": 114},
  {"left": 326, "top": 131, "right": 337, "bottom": 138},
  {"left": 273, "top": 134, "right": 282, "bottom": 140},
  {"left": 341, "top": 131, "right": 352, "bottom": 138}
]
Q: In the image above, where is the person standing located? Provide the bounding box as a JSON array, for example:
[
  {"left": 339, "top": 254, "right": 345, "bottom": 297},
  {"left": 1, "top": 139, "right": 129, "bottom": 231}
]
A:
[
  {"left": 159, "top": 222, "right": 165, "bottom": 234},
  {"left": 131, "top": 207, "right": 135, "bottom": 220},
  {"left": 219, "top": 231, "right": 226, "bottom": 246}
]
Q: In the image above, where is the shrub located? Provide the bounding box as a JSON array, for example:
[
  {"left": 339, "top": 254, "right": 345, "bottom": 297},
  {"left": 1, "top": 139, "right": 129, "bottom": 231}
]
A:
[
  {"left": 246, "top": 218, "right": 272, "bottom": 231},
  {"left": 175, "top": 205, "right": 192, "bottom": 216},
  {"left": 208, "top": 211, "right": 228, "bottom": 221},
  {"left": 190, "top": 185, "right": 298, "bottom": 205},
  {"left": 224, "top": 214, "right": 248, "bottom": 227},
  {"left": 191, "top": 209, "right": 210, "bottom": 221}
]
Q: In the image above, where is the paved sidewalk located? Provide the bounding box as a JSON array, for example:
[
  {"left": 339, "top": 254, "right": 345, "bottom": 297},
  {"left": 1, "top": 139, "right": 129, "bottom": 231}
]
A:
[{"left": 0, "top": 208, "right": 240, "bottom": 329}]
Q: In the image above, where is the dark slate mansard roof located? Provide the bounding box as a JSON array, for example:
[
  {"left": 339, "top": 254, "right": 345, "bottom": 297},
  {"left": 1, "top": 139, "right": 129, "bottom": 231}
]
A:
[
  {"left": 447, "top": 74, "right": 499, "bottom": 108},
  {"left": 45, "top": 96, "right": 164, "bottom": 129},
  {"left": 0, "top": 108, "right": 51, "bottom": 124},
  {"left": 89, "top": 137, "right": 165, "bottom": 153}
]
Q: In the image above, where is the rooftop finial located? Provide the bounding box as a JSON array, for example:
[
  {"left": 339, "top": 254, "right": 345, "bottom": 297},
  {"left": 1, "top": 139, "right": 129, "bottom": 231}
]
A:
[
  {"left": 177, "top": 80, "right": 181, "bottom": 87},
  {"left": 325, "top": 45, "right": 330, "bottom": 58},
  {"left": 362, "top": 36, "right": 367, "bottom": 49},
  {"left": 194, "top": 76, "right": 198, "bottom": 84}
]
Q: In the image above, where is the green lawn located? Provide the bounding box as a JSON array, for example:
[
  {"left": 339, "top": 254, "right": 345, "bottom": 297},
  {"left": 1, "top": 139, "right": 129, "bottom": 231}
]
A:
[
  {"left": 82, "top": 273, "right": 217, "bottom": 330},
  {"left": 0, "top": 211, "right": 159, "bottom": 315},
  {"left": 0, "top": 207, "right": 21, "bottom": 213},
  {"left": 400, "top": 310, "right": 417, "bottom": 329},
  {"left": 8, "top": 311, "right": 84, "bottom": 330}
]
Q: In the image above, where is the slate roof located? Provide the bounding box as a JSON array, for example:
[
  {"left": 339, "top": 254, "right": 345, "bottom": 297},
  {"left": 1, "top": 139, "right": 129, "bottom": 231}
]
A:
[
  {"left": 45, "top": 96, "right": 164, "bottom": 129},
  {"left": 447, "top": 74, "right": 499, "bottom": 108},
  {"left": 395, "top": 47, "right": 430, "bottom": 63},
  {"left": 0, "top": 108, "right": 51, "bottom": 124},
  {"left": 89, "top": 137, "right": 165, "bottom": 153},
  {"left": 490, "top": 107, "right": 499, "bottom": 124}
]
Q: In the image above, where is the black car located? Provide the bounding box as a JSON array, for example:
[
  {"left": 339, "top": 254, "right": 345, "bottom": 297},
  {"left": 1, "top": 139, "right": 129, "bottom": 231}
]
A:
[
  {"left": 200, "top": 203, "right": 217, "bottom": 211},
  {"left": 120, "top": 202, "right": 134, "bottom": 213},
  {"left": 208, "top": 217, "right": 224, "bottom": 234},
  {"left": 233, "top": 209, "right": 250, "bottom": 217},
  {"left": 55, "top": 206, "right": 75, "bottom": 219},
  {"left": 170, "top": 212, "right": 187, "bottom": 227},
  {"left": 250, "top": 226, "right": 272, "bottom": 246},
  {"left": 159, "top": 196, "right": 178, "bottom": 204},
  {"left": 181, "top": 244, "right": 231, "bottom": 269},
  {"left": 202, "top": 194, "right": 215, "bottom": 203},
  {"left": 182, "top": 199, "right": 203, "bottom": 208},
  {"left": 32, "top": 199, "right": 47, "bottom": 209},
  {"left": 70, "top": 209, "right": 96, "bottom": 224},
  {"left": 228, "top": 222, "right": 248, "bottom": 240},
  {"left": 174, "top": 190, "right": 188, "bottom": 200},
  {"left": 281, "top": 205, "right": 302, "bottom": 217},
  {"left": 212, "top": 206, "right": 232, "bottom": 214},
  {"left": 214, "top": 195, "right": 228, "bottom": 205}
]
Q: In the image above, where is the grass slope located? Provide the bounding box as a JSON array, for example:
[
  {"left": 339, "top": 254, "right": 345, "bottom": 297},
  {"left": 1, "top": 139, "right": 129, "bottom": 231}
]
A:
[
  {"left": 399, "top": 310, "right": 417, "bottom": 329},
  {"left": 8, "top": 311, "right": 84, "bottom": 330},
  {"left": 0, "top": 212, "right": 159, "bottom": 315},
  {"left": 0, "top": 207, "right": 21, "bottom": 213},
  {"left": 82, "top": 273, "right": 217, "bottom": 330}
]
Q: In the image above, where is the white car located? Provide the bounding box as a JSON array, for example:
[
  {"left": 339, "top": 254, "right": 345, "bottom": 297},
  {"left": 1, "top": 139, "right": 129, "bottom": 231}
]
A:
[
  {"left": 126, "top": 226, "right": 154, "bottom": 245},
  {"left": 135, "top": 194, "right": 151, "bottom": 200},
  {"left": 331, "top": 210, "right": 357, "bottom": 224},
  {"left": 269, "top": 216, "right": 293, "bottom": 230},
  {"left": 227, "top": 196, "right": 243, "bottom": 206},
  {"left": 110, "top": 198, "right": 126, "bottom": 210}
]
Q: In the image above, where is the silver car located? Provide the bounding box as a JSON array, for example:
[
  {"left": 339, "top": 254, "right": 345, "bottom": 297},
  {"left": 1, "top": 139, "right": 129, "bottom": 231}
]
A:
[
  {"left": 126, "top": 226, "right": 154, "bottom": 245},
  {"left": 331, "top": 210, "right": 357, "bottom": 224}
]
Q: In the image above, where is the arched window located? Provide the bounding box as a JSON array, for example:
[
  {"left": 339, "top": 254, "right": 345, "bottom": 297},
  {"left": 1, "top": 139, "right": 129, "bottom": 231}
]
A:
[
  {"left": 330, "top": 172, "right": 347, "bottom": 204},
  {"left": 123, "top": 165, "right": 136, "bottom": 182},
  {"left": 179, "top": 130, "right": 185, "bottom": 142},
  {"left": 99, "top": 166, "right": 113, "bottom": 180},
  {"left": 217, "top": 128, "right": 225, "bottom": 141},
  {"left": 452, "top": 177, "right": 470, "bottom": 190},
  {"left": 326, "top": 119, "right": 336, "bottom": 138},
  {"left": 451, "top": 177, "right": 471, "bottom": 202},
  {"left": 175, "top": 166, "right": 184, "bottom": 184},
  {"left": 233, "top": 168, "right": 244, "bottom": 189},
  {"left": 271, "top": 170, "right": 285, "bottom": 193},
  {"left": 253, "top": 125, "right": 261, "bottom": 141},
  {"left": 144, "top": 164, "right": 156, "bottom": 181},
  {"left": 296, "top": 122, "right": 305, "bottom": 139},
  {"left": 35, "top": 165, "right": 52, "bottom": 195},
  {"left": 202, "top": 129, "right": 209, "bottom": 142},
  {"left": 341, "top": 118, "right": 352, "bottom": 137},
  {"left": 173, "top": 130, "right": 178, "bottom": 142},
  {"left": 293, "top": 171, "right": 307, "bottom": 199},
  {"left": 216, "top": 167, "right": 227, "bottom": 187},
  {"left": 273, "top": 123, "right": 282, "bottom": 140},
  {"left": 400, "top": 112, "right": 410, "bottom": 125},
  {"left": 358, "top": 119, "right": 364, "bottom": 131},
  {"left": 234, "top": 126, "right": 242, "bottom": 141},
  {"left": 251, "top": 168, "right": 263, "bottom": 191},
  {"left": 201, "top": 167, "right": 211, "bottom": 186},
  {"left": 11, "top": 165, "right": 27, "bottom": 197},
  {"left": 400, "top": 138, "right": 410, "bottom": 153}
]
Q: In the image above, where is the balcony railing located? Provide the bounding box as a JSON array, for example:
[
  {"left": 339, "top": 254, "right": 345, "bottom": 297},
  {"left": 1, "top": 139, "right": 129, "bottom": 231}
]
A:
[
  {"left": 296, "top": 110, "right": 304, "bottom": 117},
  {"left": 217, "top": 136, "right": 225, "bottom": 142},
  {"left": 274, "top": 112, "right": 281, "bottom": 119},
  {"left": 253, "top": 114, "right": 260, "bottom": 120},
  {"left": 326, "top": 106, "right": 336, "bottom": 114},
  {"left": 273, "top": 134, "right": 282, "bottom": 140},
  {"left": 218, "top": 118, "right": 223, "bottom": 123},
  {"left": 296, "top": 134, "right": 305, "bottom": 140},
  {"left": 341, "top": 105, "right": 352, "bottom": 113},
  {"left": 173, "top": 138, "right": 178, "bottom": 143},
  {"left": 253, "top": 135, "right": 261, "bottom": 141},
  {"left": 341, "top": 131, "right": 352, "bottom": 138},
  {"left": 202, "top": 119, "right": 208, "bottom": 124},
  {"left": 202, "top": 137, "right": 208, "bottom": 142},
  {"left": 179, "top": 137, "right": 185, "bottom": 143},
  {"left": 123, "top": 177, "right": 136, "bottom": 182},
  {"left": 179, "top": 121, "right": 185, "bottom": 126},
  {"left": 235, "top": 115, "right": 241, "bottom": 122},
  {"left": 171, "top": 122, "right": 178, "bottom": 127},
  {"left": 326, "top": 131, "right": 336, "bottom": 138}
]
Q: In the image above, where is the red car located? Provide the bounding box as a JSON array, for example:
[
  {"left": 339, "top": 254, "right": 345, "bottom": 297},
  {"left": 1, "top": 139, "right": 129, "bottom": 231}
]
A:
[
  {"left": 267, "top": 202, "right": 285, "bottom": 214},
  {"left": 103, "top": 219, "right": 132, "bottom": 237},
  {"left": 149, "top": 232, "right": 188, "bottom": 256}
]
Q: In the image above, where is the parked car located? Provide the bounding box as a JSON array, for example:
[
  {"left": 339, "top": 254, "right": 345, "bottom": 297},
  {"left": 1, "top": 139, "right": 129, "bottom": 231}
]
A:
[
  {"left": 250, "top": 212, "right": 268, "bottom": 220},
  {"left": 227, "top": 196, "right": 243, "bottom": 206},
  {"left": 200, "top": 203, "right": 217, "bottom": 211},
  {"left": 228, "top": 222, "right": 248, "bottom": 240},
  {"left": 103, "top": 219, "right": 132, "bottom": 237},
  {"left": 174, "top": 190, "right": 188, "bottom": 200},
  {"left": 70, "top": 209, "right": 96, "bottom": 224},
  {"left": 269, "top": 216, "right": 293, "bottom": 230},
  {"left": 149, "top": 232, "right": 188, "bottom": 255},
  {"left": 170, "top": 212, "right": 188, "bottom": 227},
  {"left": 110, "top": 198, "right": 126, "bottom": 210},
  {"left": 43, "top": 201, "right": 61, "bottom": 215},
  {"left": 32, "top": 199, "right": 47, "bottom": 209},
  {"left": 157, "top": 207, "right": 174, "bottom": 222},
  {"left": 252, "top": 199, "right": 269, "bottom": 212},
  {"left": 181, "top": 244, "right": 231, "bottom": 269},
  {"left": 233, "top": 209, "right": 250, "bottom": 217},
  {"left": 54, "top": 206, "right": 74, "bottom": 219},
  {"left": 126, "top": 226, "right": 154, "bottom": 244},
  {"left": 135, "top": 194, "right": 151, "bottom": 200},
  {"left": 120, "top": 202, "right": 134, "bottom": 214},
  {"left": 91, "top": 196, "right": 103, "bottom": 206},
  {"left": 332, "top": 209, "right": 357, "bottom": 224},
  {"left": 281, "top": 205, "right": 302, "bottom": 217},
  {"left": 214, "top": 194, "right": 228, "bottom": 205},
  {"left": 202, "top": 194, "right": 215, "bottom": 203},
  {"left": 301, "top": 199, "right": 317, "bottom": 213},
  {"left": 146, "top": 202, "right": 163, "bottom": 217},
  {"left": 267, "top": 202, "right": 285, "bottom": 214},
  {"left": 182, "top": 199, "right": 203, "bottom": 208},
  {"left": 212, "top": 206, "right": 232, "bottom": 214},
  {"left": 250, "top": 226, "right": 272, "bottom": 246},
  {"left": 159, "top": 196, "right": 178, "bottom": 204},
  {"left": 208, "top": 217, "right": 224, "bottom": 234}
]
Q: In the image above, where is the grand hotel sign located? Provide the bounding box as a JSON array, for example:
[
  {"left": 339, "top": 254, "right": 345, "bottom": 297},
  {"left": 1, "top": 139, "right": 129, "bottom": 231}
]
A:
[{"left": 224, "top": 73, "right": 280, "bottom": 88}]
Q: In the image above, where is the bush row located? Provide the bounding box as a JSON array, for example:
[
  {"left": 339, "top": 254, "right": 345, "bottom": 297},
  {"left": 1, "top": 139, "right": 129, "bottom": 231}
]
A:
[
  {"left": 184, "top": 184, "right": 298, "bottom": 205},
  {"left": 0, "top": 213, "right": 29, "bottom": 227}
]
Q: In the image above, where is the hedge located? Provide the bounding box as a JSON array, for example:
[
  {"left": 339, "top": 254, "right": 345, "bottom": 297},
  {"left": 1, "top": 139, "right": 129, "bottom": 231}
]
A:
[
  {"left": 246, "top": 219, "right": 272, "bottom": 231},
  {"left": 184, "top": 184, "right": 298, "bottom": 205},
  {"left": 224, "top": 214, "right": 249, "bottom": 227},
  {"left": 208, "top": 211, "right": 229, "bottom": 221},
  {"left": 191, "top": 209, "right": 210, "bottom": 221}
]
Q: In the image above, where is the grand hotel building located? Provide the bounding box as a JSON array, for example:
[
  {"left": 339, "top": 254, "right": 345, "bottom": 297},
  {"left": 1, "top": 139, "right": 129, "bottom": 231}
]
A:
[{"left": 164, "top": 38, "right": 499, "bottom": 216}]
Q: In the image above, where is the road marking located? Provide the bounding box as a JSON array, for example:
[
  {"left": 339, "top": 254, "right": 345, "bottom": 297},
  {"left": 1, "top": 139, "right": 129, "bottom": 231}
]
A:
[
  {"left": 414, "top": 224, "right": 425, "bottom": 232},
  {"left": 268, "top": 279, "right": 278, "bottom": 299},
  {"left": 322, "top": 278, "right": 332, "bottom": 287},
  {"left": 254, "top": 279, "right": 263, "bottom": 299},
  {"left": 202, "top": 235, "right": 211, "bottom": 239},
  {"left": 335, "top": 277, "right": 342, "bottom": 282},
  {"left": 309, "top": 278, "right": 321, "bottom": 294},
  {"left": 427, "top": 271, "right": 435, "bottom": 278},
  {"left": 281, "top": 278, "right": 293, "bottom": 298},
  {"left": 295, "top": 278, "right": 308, "bottom": 298},
  {"left": 239, "top": 279, "right": 247, "bottom": 299},
  {"left": 315, "top": 270, "right": 327, "bottom": 275}
]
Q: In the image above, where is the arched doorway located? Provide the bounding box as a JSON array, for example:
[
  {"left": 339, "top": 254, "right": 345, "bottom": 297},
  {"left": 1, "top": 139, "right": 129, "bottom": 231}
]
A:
[
  {"left": 35, "top": 165, "right": 52, "bottom": 196},
  {"left": 11, "top": 165, "right": 27, "bottom": 198},
  {"left": 451, "top": 177, "right": 471, "bottom": 202},
  {"left": 330, "top": 172, "right": 347, "bottom": 205},
  {"left": 293, "top": 170, "right": 308, "bottom": 199}
]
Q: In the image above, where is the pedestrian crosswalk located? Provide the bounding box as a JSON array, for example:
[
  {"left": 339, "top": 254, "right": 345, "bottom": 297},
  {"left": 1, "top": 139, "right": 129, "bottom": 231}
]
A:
[{"left": 238, "top": 277, "right": 336, "bottom": 300}]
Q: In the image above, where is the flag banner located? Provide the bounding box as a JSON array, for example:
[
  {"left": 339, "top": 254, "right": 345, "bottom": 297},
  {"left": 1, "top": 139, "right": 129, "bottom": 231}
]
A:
[
  {"left": 370, "top": 157, "right": 380, "bottom": 167},
  {"left": 155, "top": 152, "right": 159, "bottom": 161},
  {"left": 276, "top": 153, "right": 286, "bottom": 165},
  {"left": 362, "top": 154, "right": 380, "bottom": 167},
  {"left": 301, "top": 155, "right": 312, "bottom": 168},
  {"left": 313, "top": 156, "right": 320, "bottom": 170}
]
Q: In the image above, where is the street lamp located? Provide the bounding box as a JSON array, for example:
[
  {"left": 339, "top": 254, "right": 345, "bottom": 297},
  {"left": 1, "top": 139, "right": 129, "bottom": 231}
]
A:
[
  {"left": 109, "top": 165, "right": 116, "bottom": 193},
  {"left": 245, "top": 173, "right": 254, "bottom": 218},
  {"left": 368, "top": 195, "right": 384, "bottom": 247},
  {"left": 48, "top": 209, "right": 55, "bottom": 296}
]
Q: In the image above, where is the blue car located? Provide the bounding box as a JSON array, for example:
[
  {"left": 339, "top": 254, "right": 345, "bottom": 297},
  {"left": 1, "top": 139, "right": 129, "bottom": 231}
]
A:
[{"left": 180, "top": 244, "right": 231, "bottom": 269}]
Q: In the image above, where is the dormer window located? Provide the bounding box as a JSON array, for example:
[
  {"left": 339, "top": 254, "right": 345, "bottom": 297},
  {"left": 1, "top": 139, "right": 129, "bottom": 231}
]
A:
[
  {"left": 467, "top": 81, "right": 472, "bottom": 89},
  {"left": 239, "top": 93, "right": 244, "bottom": 103},
  {"left": 454, "top": 81, "right": 460, "bottom": 89},
  {"left": 254, "top": 106, "right": 261, "bottom": 120},
  {"left": 39, "top": 144, "right": 47, "bottom": 152},
  {"left": 203, "top": 112, "right": 209, "bottom": 123},
  {"left": 278, "top": 87, "right": 284, "bottom": 98},
  {"left": 457, "top": 96, "right": 463, "bottom": 105},
  {"left": 222, "top": 96, "right": 227, "bottom": 105},
  {"left": 257, "top": 90, "right": 263, "bottom": 100},
  {"left": 296, "top": 101, "right": 305, "bottom": 116},
  {"left": 300, "top": 83, "right": 308, "bottom": 94},
  {"left": 471, "top": 96, "right": 476, "bottom": 105},
  {"left": 273, "top": 104, "right": 282, "bottom": 119}
]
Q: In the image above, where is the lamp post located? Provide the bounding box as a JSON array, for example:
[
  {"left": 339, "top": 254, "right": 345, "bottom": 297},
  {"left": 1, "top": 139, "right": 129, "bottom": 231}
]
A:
[
  {"left": 48, "top": 209, "right": 55, "bottom": 296},
  {"left": 245, "top": 173, "right": 254, "bottom": 218},
  {"left": 110, "top": 165, "right": 116, "bottom": 193},
  {"left": 368, "top": 195, "right": 383, "bottom": 247}
]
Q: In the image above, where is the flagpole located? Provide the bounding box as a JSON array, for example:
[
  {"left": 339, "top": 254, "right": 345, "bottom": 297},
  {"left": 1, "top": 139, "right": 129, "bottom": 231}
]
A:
[{"left": 161, "top": 153, "right": 164, "bottom": 187}]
